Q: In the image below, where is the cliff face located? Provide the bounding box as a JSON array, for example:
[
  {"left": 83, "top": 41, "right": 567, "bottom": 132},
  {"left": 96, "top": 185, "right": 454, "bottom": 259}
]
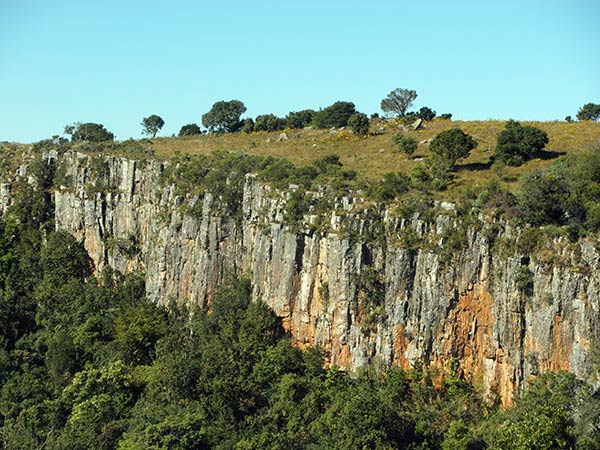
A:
[{"left": 8, "top": 151, "right": 600, "bottom": 404}]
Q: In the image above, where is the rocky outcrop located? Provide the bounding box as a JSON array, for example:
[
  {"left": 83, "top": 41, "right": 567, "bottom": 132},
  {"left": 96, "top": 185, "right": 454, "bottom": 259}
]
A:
[{"left": 6, "top": 151, "right": 600, "bottom": 405}]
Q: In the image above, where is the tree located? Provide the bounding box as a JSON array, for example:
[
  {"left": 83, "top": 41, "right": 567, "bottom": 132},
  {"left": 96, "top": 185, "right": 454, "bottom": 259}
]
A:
[
  {"left": 380, "top": 88, "right": 417, "bottom": 117},
  {"left": 348, "top": 112, "right": 370, "bottom": 135},
  {"left": 241, "top": 118, "right": 255, "bottom": 133},
  {"left": 430, "top": 128, "right": 476, "bottom": 171},
  {"left": 254, "top": 114, "right": 285, "bottom": 132},
  {"left": 178, "top": 124, "right": 202, "bottom": 137},
  {"left": 576, "top": 103, "right": 600, "bottom": 121},
  {"left": 394, "top": 133, "right": 418, "bottom": 156},
  {"left": 201, "top": 100, "right": 247, "bottom": 133},
  {"left": 312, "top": 101, "right": 356, "bottom": 128},
  {"left": 67, "top": 122, "right": 114, "bottom": 142},
  {"left": 141, "top": 115, "right": 165, "bottom": 138},
  {"left": 495, "top": 120, "right": 549, "bottom": 166},
  {"left": 417, "top": 107, "right": 437, "bottom": 121},
  {"left": 286, "top": 109, "right": 315, "bottom": 129}
]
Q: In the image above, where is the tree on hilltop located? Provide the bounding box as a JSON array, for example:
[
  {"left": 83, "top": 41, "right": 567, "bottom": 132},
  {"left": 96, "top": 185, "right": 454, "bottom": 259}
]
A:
[
  {"left": 65, "top": 122, "right": 114, "bottom": 142},
  {"left": 202, "top": 100, "right": 247, "bottom": 133},
  {"left": 495, "top": 120, "right": 548, "bottom": 166},
  {"left": 576, "top": 103, "right": 600, "bottom": 121},
  {"left": 380, "top": 88, "right": 417, "bottom": 117},
  {"left": 430, "top": 128, "right": 476, "bottom": 172},
  {"left": 178, "top": 124, "right": 202, "bottom": 137},
  {"left": 141, "top": 115, "right": 165, "bottom": 138},
  {"left": 312, "top": 101, "right": 356, "bottom": 128}
]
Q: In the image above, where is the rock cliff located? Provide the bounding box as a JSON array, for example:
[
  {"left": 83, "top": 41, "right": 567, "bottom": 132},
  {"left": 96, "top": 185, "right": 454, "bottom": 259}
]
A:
[{"left": 5, "top": 150, "right": 600, "bottom": 405}]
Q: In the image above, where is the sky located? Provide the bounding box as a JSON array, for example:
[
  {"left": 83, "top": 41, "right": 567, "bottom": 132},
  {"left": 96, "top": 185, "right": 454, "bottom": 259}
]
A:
[{"left": 0, "top": 0, "right": 599, "bottom": 143}]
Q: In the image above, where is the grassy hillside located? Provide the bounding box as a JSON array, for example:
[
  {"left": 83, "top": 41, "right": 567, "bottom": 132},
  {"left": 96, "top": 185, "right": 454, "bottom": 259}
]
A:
[{"left": 149, "top": 119, "right": 600, "bottom": 195}]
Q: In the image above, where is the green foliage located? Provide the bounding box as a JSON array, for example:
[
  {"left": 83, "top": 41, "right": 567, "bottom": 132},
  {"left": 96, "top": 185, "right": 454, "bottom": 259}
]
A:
[
  {"left": 347, "top": 112, "right": 370, "bottom": 135},
  {"left": 141, "top": 115, "right": 164, "bottom": 138},
  {"left": 178, "top": 123, "right": 202, "bottom": 137},
  {"left": 241, "top": 117, "right": 255, "bottom": 133},
  {"left": 393, "top": 133, "right": 418, "bottom": 156},
  {"left": 380, "top": 87, "right": 417, "bottom": 117},
  {"left": 67, "top": 122, "right": 115, "bottom": 142},
  {"left": 312, "top": 101, "right": 356, "bottom": 128},
  {"left": 368, "top": 172, "right": 411, "bottom": 201},
  {"left": 285, "top": 109, "right": 315, "bottom": 129},
  {"left": 417, "top": 106, "right": 437, "bottom": 121},
  {"left": 439, "top": 113, "right": 453, "bottom": 120},
  {"left": 495, "top": 120, "right": 549, "bottom": 166},
  {"left": 254, "top": 114, "right": 286, "bottom": 132},
  {"left": 518, "top": 171, "right": 568, "bottom": 226},
  {"left": 201, "top": 99, "right": 247, "bottom": 133},
  {"left": 430, "top": 128, "right": 477, "bottom": 171},
  {"left": 576, "top": 103, "right": 600, "bottom": 121}
]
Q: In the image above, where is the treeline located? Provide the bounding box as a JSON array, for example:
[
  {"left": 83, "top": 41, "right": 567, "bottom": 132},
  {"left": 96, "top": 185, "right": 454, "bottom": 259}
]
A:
[{"left": 1, "top": 162, "right": 599, "bottom": 449}]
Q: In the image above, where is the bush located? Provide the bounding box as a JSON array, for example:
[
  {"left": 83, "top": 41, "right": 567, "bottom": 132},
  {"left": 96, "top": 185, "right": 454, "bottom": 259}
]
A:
[
  {"left": 495, "top": 120, "right": 548, "bottom": 166},
  {"left": 393, "top": 134, "right": 418, "bottom": 156},
  {"left": 347, "top": 112, "right": 370, "bottom": 135},
  {"left": 430, "top": 128, "right": 477, "bottom": 171},
  {"left": 285, "top": 110, "right": 315, "bottom": 129},
  {"left": 368, "top": 172, "right": 411, "bottom": 201},
  {"left": 241, "top": 118, "right": 255, "bottom": 133},
  {"left": 312, "top": 101, "right": 356, "bottom": 128},
  {"left": 438, "top": 113, "right": 453, "bottom": 120},
  {"left": 416, "top": 107, "right": 436, "bottom": 121},
  {"left": 178, "top": 124, "right": 202, "bottom": 137},
  {"left": 518, "top": 171, "right": 568, "bottom": 225},
  {"left": 254, "top": 114, "right": 285, "bottom": 132}
]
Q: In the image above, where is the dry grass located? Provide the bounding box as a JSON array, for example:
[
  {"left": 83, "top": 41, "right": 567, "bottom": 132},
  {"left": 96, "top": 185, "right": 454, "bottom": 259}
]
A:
[{"left": 149, "top": 119, "right": 600, "bottom": 197}]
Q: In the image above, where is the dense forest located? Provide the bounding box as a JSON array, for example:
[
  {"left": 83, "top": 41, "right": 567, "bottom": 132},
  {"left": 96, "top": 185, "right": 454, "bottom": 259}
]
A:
[{"left": 0, "top": 153, "right": 599, "bottom": 449}]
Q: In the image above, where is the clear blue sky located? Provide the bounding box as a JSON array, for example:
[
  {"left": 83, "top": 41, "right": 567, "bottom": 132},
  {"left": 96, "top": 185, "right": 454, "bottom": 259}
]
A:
[{"left": 1, "top": 0, "right": 599, "bottom": 142}]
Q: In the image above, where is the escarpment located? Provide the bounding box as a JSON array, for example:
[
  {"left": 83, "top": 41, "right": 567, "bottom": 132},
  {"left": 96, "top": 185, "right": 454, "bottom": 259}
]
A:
[{"left": 4, "top": 150, "right": 600, "bottom": 405}]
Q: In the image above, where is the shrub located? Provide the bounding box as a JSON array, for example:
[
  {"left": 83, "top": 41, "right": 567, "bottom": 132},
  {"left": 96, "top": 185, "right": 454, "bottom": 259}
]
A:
[
  {"left": 285, "top": 110, "right": 315, "bottom": 129},
  {"left": 347, "top": 112, "right": 370, "bottom": 135},
  {"left": 495, "top": 120, "right": 549, "bottom": 166},
  {"left": 518, "top": 171, "right": 568, "bottom": 225},
  {"left": 178, "top": 124, "right": 202, "bottom": 137},
  {"left": 369, "top": 172, "right": 411, "bottom": 201},
  {"left": 312, "top": 101, "right": 356, "bottom": 128},
  {"left": 438, "top": 113, "right": 453, "bottom": 120},
  {"left": 241, "top": 118, "right": 255, "bottom": 133},
  {"left": 254, "top": 114, "right": 285, "bottom": 132},
  {"left": 430, "top": 128, "right": 476, "bottom": 170},
  {"left": 416, "top": 107, "right": 436, "bottom": 121},
  {"left": 393, "top": 134, "right": 418, "bottom": 156}
]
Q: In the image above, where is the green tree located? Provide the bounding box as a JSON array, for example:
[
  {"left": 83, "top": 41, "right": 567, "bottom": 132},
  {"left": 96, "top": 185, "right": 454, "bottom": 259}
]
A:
[
  {"left": 380, "top": 88, "right": 417, "bottom": 117},
  {"left": 254, "top": 114, "right": 285, "bottom": 132},
  {"left": 141, "top": 114, "right": 165, "bottom": 137},
  {"left": 241, "top": 118, "right": 255, "bottom": 133},
  {"left": 285, "top": 109, "right": 315, "bottom": 129},
  {"left": 576, "top": 103, "right": 600, "bottom": 121},
  {"left": 178, "top": 123, "right": 202, "bottom": 136},
  {"left": 430, "top": 128, "right": 477, "bottom": 171},
  {"left": 393, "top": 133, "right": 418, "bottom": 156},
  {"left": 495, "top": 120, "right": 549, "bottom": 166},
  {"left": 67, "top": 122, "right": 114, "bottom": 142},
  {"left": 417, "top": 106, "right": 437, "bottom": 121},
  {"left": 201, "top": 100, "right": 247, "bottom": 133},
  {"left": 312, "top": 101, "right": 356, "bottom": 128},
  {"left": 347, "top": 112, "right": 370, "bottom": 135}
]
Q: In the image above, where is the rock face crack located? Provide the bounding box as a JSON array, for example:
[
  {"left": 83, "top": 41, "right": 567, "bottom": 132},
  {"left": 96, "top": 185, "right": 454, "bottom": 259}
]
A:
[{"left": 7, "top": 150, "right": 599, "bottom": 406}]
